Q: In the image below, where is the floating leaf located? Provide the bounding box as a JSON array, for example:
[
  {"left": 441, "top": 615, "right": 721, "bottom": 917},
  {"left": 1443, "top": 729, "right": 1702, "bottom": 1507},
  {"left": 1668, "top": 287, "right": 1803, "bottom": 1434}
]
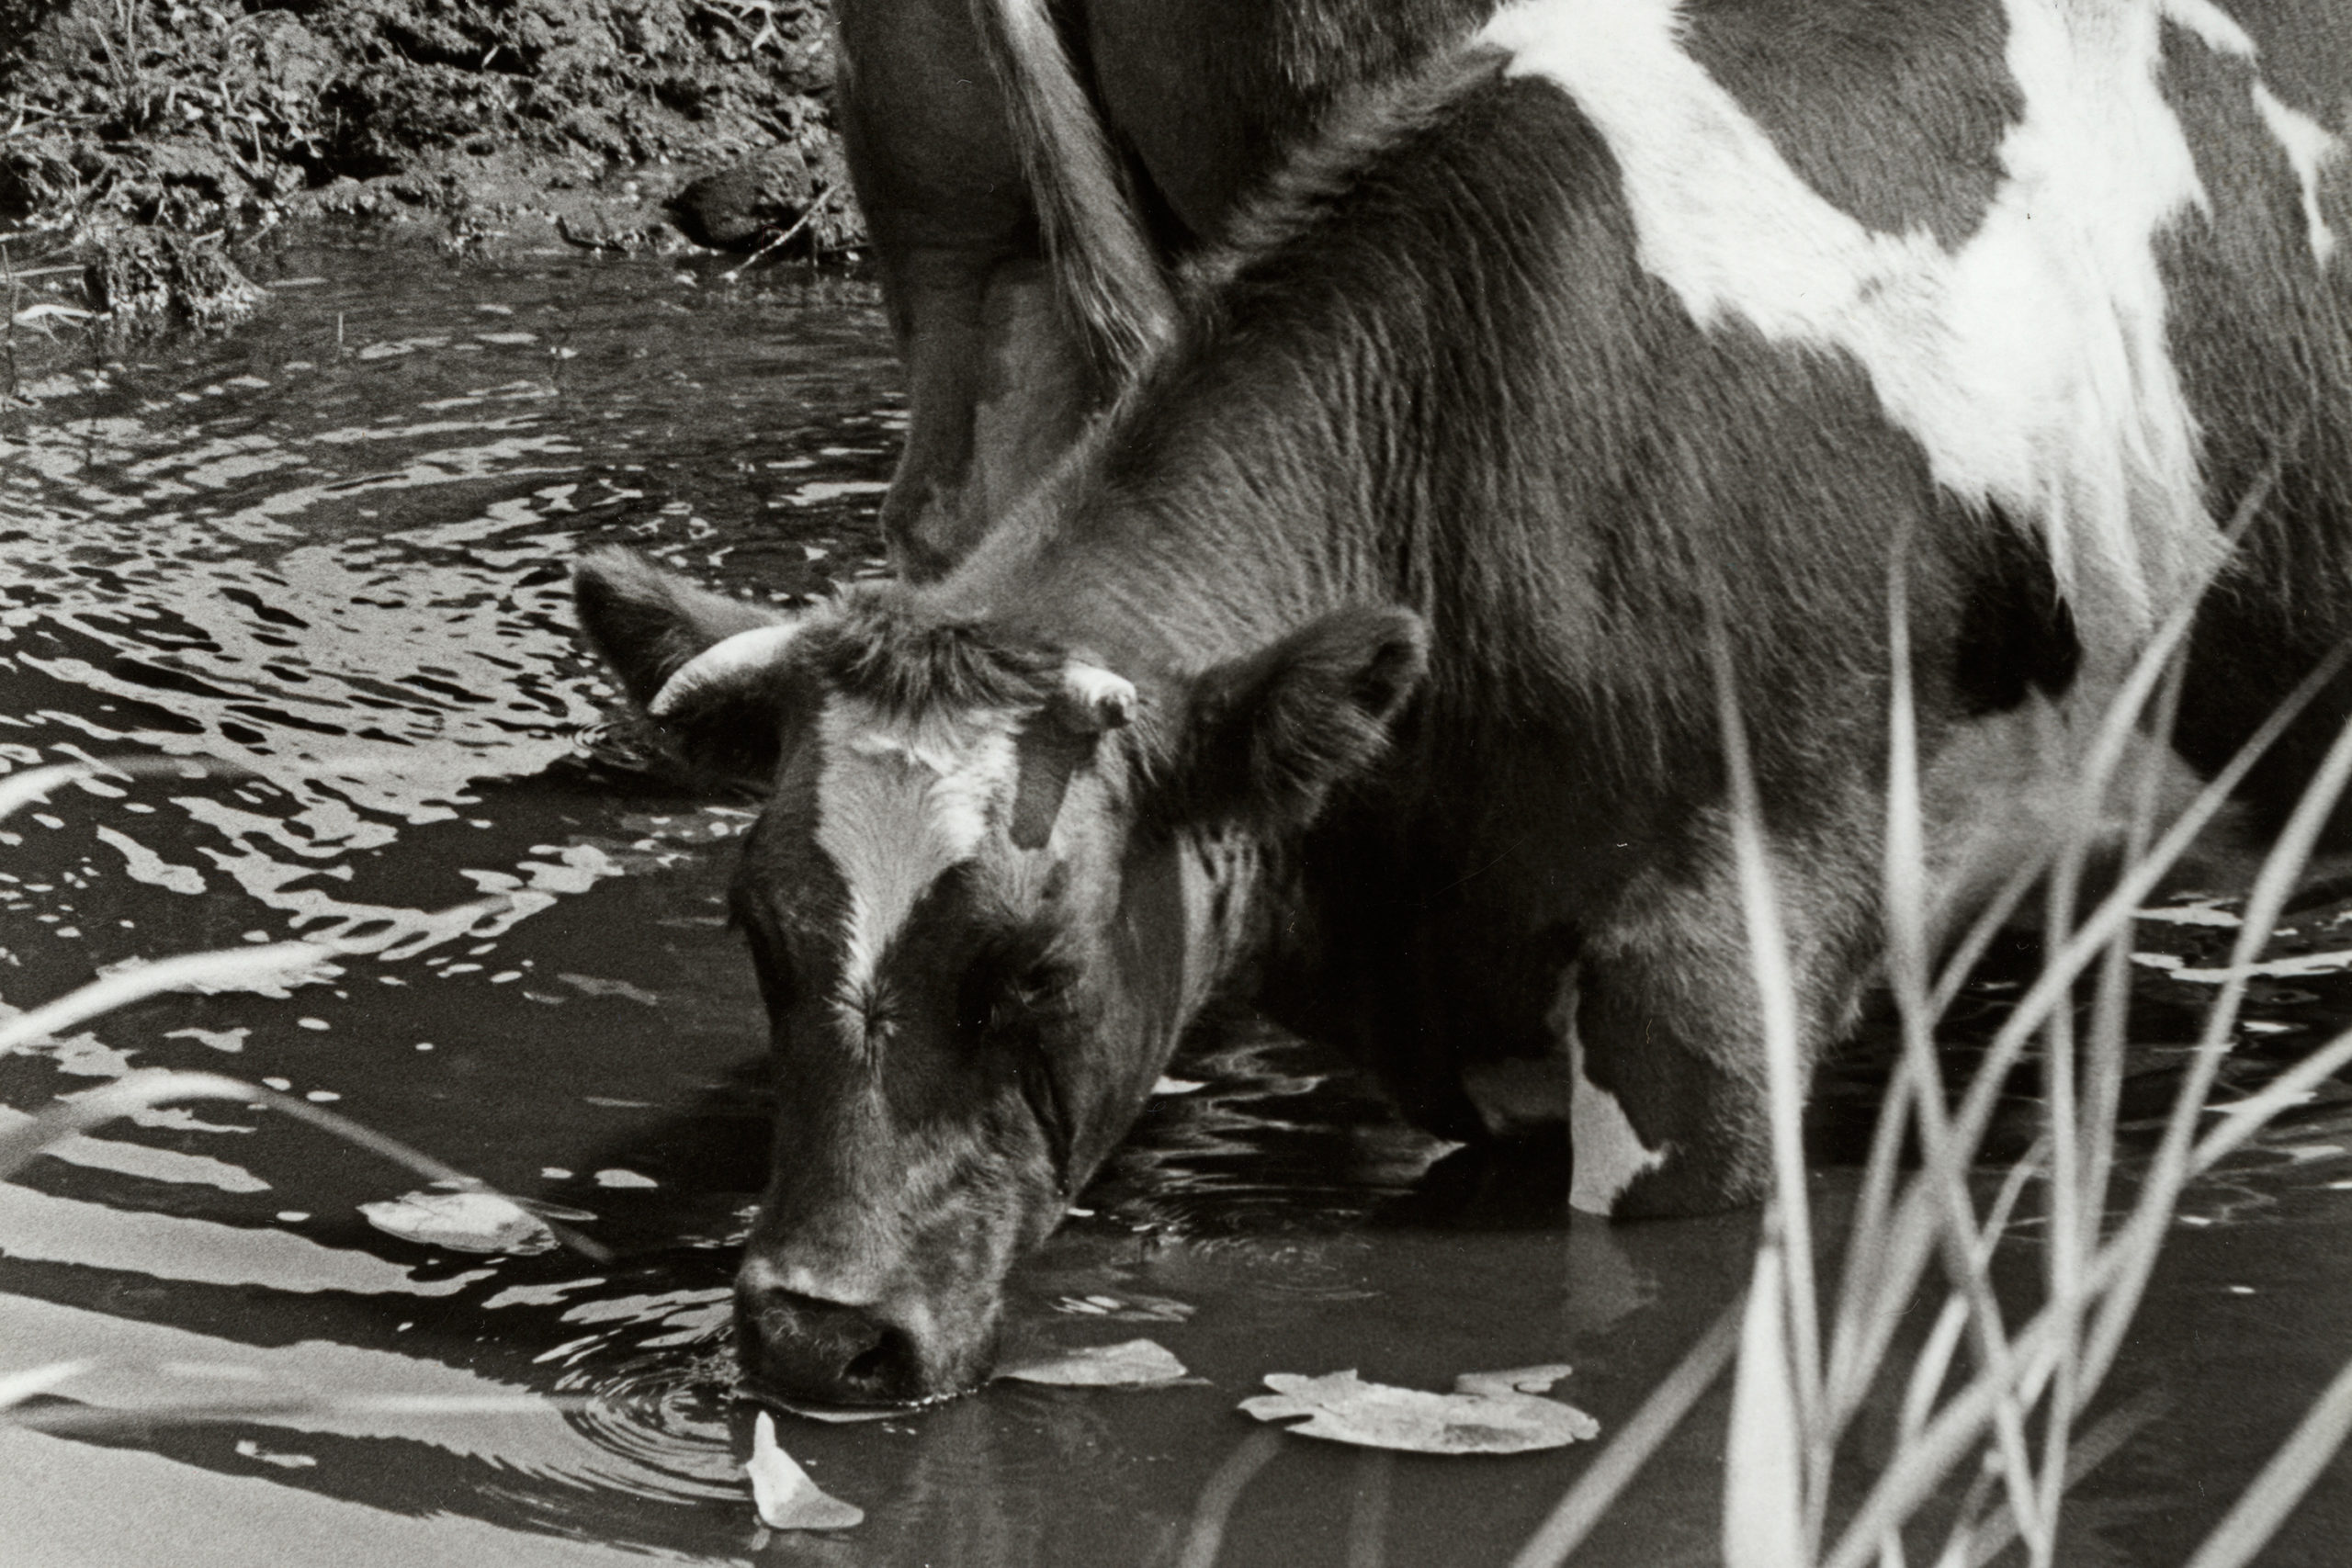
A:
[
  {"left": 1240, "top": 1367, "right": 1600, "bottom": 1454},
  {"left": 745, "top": 1411, "right": 865, "bottom": 1530},
  {"left": 998, "top": 1338, "right": 1190, "bottom": 1388},
  {"left": 359, "top": 1190, "right": 557, "bottom": 1255},
  {"left": 1453, "top": 1363, "right": 1577, "bottom": 1398}
]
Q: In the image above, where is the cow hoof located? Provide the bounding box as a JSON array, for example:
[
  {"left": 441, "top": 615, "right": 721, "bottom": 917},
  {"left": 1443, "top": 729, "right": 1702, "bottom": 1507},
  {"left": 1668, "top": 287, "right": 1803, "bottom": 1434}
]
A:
[{"left": 1607, "top": 1150, "right": 1770, "bottom": 1223}]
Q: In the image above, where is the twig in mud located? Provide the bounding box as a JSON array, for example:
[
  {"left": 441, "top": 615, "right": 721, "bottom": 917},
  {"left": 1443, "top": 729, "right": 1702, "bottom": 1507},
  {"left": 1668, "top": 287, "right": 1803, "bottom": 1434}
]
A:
[
  {"left": 5, "top": 106, "right": 75, "bottom": 137},
  {"left": 721, "top": 183, "right": 836, "bottom": 281},
  {"left": 3, "top": 240, "right": 17, "bottom": 406}
]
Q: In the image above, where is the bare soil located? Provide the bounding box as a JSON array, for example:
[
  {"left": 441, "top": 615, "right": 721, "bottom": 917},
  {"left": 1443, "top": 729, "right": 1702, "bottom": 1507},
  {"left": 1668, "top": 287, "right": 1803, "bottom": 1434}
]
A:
[{"left": 1, "top": 0, "right": 862, "bottom": 324}]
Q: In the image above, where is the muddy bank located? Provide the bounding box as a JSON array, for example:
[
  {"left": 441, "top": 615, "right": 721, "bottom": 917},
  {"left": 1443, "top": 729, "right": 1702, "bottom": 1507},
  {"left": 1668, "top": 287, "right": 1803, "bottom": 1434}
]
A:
[{"left": 1, "top": 0, "right": 863, "bottom": 325}]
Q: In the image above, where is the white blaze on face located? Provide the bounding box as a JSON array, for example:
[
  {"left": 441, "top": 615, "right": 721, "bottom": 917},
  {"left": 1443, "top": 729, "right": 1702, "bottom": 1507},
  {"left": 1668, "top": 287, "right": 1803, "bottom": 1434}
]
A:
[
  {"left": 813, "top": 696, "right": 1021, "bottom": 1012},
  {"left": 1480, "top": 0, "right": 2332, "bottom": 668}
]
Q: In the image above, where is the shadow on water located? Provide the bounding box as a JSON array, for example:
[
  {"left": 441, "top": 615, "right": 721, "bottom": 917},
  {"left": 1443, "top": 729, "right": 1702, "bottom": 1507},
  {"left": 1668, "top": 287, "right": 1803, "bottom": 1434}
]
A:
[{"left": 2, "top": 239, "right": 2350, "bottom": 1565}]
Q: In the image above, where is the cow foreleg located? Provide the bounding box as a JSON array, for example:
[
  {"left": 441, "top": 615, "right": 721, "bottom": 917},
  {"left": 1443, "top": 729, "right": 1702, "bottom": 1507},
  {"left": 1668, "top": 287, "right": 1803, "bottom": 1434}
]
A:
[
  {"left": 834, "top": 0, "right": 1102, "bottom": 581},
  {"left": 966, "top": 256, "right": 1096, "bottom": 552},
  {"left": 1571, "top": 820, "right": 1879, "bottom": 1220},
  {"left": 876, "top": 248, "right": 1097, "bottom": 581}
]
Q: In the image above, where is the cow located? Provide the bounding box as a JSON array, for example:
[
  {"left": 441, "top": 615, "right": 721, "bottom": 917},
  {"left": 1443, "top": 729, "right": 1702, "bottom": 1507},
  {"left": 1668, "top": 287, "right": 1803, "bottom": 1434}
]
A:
[
  {"left": 832, "top": 0, "right": 1498, "bottom": 580},
  {"left": 577, "top": 0, "right": 2352, "bottom": 1405}
]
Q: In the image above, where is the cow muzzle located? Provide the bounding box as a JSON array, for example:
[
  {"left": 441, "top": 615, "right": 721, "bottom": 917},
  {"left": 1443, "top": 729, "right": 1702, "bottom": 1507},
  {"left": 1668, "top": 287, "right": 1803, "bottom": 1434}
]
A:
[{"left": 733, "top": 1275, "right": 994, "bottom": 1407}]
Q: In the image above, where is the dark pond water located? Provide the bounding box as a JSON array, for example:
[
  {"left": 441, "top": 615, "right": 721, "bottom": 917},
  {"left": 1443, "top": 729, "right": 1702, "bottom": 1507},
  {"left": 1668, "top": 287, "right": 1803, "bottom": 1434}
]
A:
[{"left": 3, "top": 240, "right": 2351, "bottom": 1567}]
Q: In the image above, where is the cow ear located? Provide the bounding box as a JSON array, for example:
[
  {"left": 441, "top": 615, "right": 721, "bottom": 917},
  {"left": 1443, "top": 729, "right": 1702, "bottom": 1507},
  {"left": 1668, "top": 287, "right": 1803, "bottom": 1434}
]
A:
[
  {"left": 1157, "top": 606, "right": 1429, "bottom": 832},
  {"left": 572, "top": 547, "right": 814, "bottom": 777}
]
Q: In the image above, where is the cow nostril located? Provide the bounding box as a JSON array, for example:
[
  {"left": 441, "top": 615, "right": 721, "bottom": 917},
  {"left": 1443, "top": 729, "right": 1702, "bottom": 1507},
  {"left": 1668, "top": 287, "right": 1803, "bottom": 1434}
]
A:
[
  {"left": 741, "top": 1288, "right": 921, "bottom": 1404},
  {"left": 839, "top": 1325, "right": 921, "bottom": 1393},
  {"left": 842, "top": 1341, "right": 890, "bottom": 1387}
]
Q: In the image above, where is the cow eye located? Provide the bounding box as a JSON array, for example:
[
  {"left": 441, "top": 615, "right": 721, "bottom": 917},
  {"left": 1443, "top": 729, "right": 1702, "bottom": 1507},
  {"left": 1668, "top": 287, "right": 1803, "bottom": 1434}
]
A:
[
  {"left": 955, "top": 971, "right": 1012, "bottom": 1041},
  {"left": 953, "top": 947, "right": 1076, "bottom": 1183},
  {"left": 955, "top": 949, "right": 1067, "bottom": 1043}
]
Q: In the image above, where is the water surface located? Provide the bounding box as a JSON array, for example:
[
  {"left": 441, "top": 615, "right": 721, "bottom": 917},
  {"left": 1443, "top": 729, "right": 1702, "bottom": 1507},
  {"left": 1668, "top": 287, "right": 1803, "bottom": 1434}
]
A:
[{"left": 3, "top": 240, "right": 2349, "bottom": 1567}]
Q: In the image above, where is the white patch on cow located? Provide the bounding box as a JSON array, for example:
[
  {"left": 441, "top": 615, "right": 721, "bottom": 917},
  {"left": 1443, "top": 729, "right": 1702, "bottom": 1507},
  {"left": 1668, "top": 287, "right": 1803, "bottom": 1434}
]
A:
[
  {"left": 1481, "top": 0, "right": 2249, "bottom": 665},
  {"left": 1547, "top": 969, "right": 1667, "bottom": 1216},
  {"left": 2165, "top": 4, "right": 2347, "bottom": 271},
  {"left": 2146, "top": 6, "right": 2344, "bottom": 270},
  {"left": 813, "top": 696, "right": 1020, "bottom": 1013},
  {"left": 2251, "top": 83, "right": 2345, "bottom": 266}
]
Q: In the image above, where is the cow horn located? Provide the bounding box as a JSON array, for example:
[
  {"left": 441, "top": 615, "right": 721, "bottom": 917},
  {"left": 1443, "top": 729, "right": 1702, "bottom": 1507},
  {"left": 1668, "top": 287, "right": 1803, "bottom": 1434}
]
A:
[
  {"left": 1057, "top": 661, "right": 1136, "bottom": 732},
  {"left": 649, "top": 621, "right": 806, "bottom": 717}
]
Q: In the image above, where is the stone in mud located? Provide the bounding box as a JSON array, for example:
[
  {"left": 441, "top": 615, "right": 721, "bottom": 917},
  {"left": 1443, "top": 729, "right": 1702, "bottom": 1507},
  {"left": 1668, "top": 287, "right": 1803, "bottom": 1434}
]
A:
[
  {"left": 556, "top": 209, "right": 662, "bottom": 254},
  {"left": 668, "top": 143, "right": 853, "bottom": 255},
  {"left": 0, "top": 161, "right": 32, "bottom": 224},
  {"left": 83, "top": 227, "right": 265, "bottom": 329},
  {"left": 250, "top": 10, "right": 338, "bottom": 103}
]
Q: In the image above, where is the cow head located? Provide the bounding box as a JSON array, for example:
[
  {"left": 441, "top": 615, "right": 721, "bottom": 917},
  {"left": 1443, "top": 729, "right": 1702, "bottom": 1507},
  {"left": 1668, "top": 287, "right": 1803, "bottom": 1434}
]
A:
[{"left": 572, "top": 549, "right": 1426, "bottom": 1404}]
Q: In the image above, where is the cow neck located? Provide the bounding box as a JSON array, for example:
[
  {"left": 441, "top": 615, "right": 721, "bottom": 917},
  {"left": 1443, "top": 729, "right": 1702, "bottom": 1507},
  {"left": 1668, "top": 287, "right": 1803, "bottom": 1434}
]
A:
[{"left": 935, "top": 365, "right": 1397, "bottom": 694}]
